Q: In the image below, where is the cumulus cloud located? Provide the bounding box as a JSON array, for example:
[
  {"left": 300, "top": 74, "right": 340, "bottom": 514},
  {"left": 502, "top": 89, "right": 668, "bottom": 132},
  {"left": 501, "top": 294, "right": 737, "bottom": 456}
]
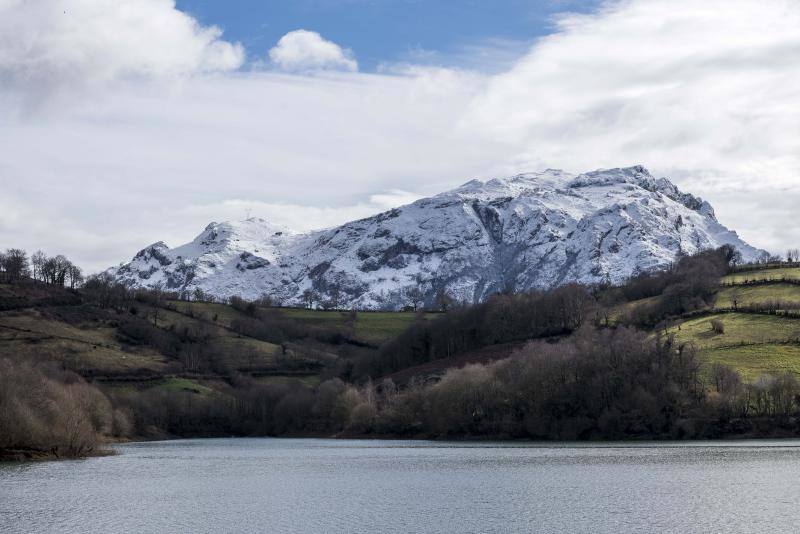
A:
[
  {"left": 459, "top": 0, "right": 800, "bottom": 251},
  {"left": 0, "top": 0, "right": 244, "bottom": 102},
  {"left": 0, "top": 71, "right": 500, "bottom": 271},
  {"left": 465, "top": 0, "right": 800, "bottom": 191},
  {"left": 1, "top": 0, "right": 799, "bottom": 272},
  {"left": 268, "top": 30, "right": 358, "bottom": 72}
]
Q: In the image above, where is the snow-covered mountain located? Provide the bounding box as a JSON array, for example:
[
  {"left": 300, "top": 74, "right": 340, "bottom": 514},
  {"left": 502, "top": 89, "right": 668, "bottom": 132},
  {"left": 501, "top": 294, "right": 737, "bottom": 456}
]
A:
[{"left": 110, "top": 166, "right": 764, "bottom": 309}]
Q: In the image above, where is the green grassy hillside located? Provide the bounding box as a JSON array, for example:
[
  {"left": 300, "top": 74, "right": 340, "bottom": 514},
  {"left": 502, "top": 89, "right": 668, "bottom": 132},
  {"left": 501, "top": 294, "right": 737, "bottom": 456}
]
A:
[
  {"left": 700, "top": 345, "right": 800, "bottom": 381},
  {"left": 664, "top": 313, "right": 800, "bottom": 379},
  {"left": 0, "top": 287, "right": 310, "bottom": 383},
  {"left": 660, "top": 265, "right": 800, "bottom": 378},
  {"left": 0, "top": 284, "right": 427, "bottom": 399},
  {"left": 722, "top": 267, "right": 800, "bottom": 284},
  {"left": 0, "top": 307, "right": 170, "bottom": 375},
  {"left": 278, "top": 308, "right": 436, "bottom": 345},
  {"left": 715, "top": 284, "right": 800, "bottom": 308},
  {"left": 668, "top": 313, "right": 800, "bottom": 349},
  {"left": 610, "top": 265, "right": 800, "bottom": 380},
  {"left": 153, "top": 305, "right": 282, "bottom": 369},
  {"left": 7, "top": 260, "right": 800, "bottom": 389},
  {"left": 172, "top": 300, "right": 428, "bottom": 346}
]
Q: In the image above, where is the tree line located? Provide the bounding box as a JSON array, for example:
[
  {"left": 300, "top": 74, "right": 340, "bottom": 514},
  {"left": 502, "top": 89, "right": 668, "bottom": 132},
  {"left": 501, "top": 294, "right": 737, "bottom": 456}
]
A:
[
  {"left": 101, "top": 326, "right": 800, "bottom": 441},
  {"left": 0, "top": 248, "right": 83, "bottom": 288}
]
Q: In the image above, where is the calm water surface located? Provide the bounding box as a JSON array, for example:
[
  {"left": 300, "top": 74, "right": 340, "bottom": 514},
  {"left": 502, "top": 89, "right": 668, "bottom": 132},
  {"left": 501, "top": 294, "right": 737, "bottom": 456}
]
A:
[{"left": 2, "top": 438, "right": 800, "bottom": 533}]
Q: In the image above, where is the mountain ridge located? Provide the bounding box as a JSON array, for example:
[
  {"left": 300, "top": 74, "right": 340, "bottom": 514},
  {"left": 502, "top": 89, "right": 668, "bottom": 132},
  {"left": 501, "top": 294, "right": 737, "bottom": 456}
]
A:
[{"left": 110, "top": 166, "right": 765, "bottom": 309}]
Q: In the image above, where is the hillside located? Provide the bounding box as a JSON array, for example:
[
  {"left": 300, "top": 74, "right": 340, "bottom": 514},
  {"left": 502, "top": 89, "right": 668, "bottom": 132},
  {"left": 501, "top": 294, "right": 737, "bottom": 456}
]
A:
[
  {"left": 0, "top": 280, "right": 429, "bottom": 456},
  {"left": 8, "top": 250, "right": 800, "bottom": 456},
  {"left": 0, "top": 285, "right": 420, "bottom": 383},
  {"left": 109, "top": 166, "right": 763, "bottom": 309},
  {"left": 618, "top": 265, "right": 800, "bottom": 380}
]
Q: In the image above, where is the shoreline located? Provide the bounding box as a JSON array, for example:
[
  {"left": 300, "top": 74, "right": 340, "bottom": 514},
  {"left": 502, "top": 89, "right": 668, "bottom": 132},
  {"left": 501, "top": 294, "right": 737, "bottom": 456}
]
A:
[
  {"left": 114, "top": 430, "right": 800, "bottom": 446},
  {"left": 0, "top": 447, "right": 115, "bottom": 463},
  {"left": 10, "top": 431, "right": 800, "bottom": 463}
]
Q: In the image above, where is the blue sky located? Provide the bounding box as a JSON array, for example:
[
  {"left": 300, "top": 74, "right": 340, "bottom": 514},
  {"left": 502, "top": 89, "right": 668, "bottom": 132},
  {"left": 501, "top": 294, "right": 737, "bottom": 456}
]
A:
[{"left": 176, "top": 0, "right": 602, "bottom": 70}]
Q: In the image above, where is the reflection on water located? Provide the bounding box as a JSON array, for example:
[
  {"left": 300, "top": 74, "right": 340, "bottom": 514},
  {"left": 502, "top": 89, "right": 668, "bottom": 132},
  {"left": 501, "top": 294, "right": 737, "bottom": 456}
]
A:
[{"left": 2, "top": 438, "right": 800, "bottom": 533}]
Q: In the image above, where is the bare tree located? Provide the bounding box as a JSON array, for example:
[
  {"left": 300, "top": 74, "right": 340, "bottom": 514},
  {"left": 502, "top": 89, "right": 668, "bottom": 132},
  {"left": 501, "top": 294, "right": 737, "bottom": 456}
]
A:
[
  {"left": 710, "top": 363, "right": 740, "bottom": 394},
  {"left": 728, "top": 287, "right": 742, "bottom": 311},
  {"left": 301, "top": 289, "right": 315, "bottom": 309},
  {"left": 41, "top": 254, "right": 73, "bottom": 286},
  {"left": 67, "top": 264, "right": 83, "bottom": 289},
  {"left": 1, "top": 248, "right": 30, "bottom": 283},
  {"left": 406, "top": 285, "right": 424, "bottom": 311},
  {"left": 30, "top": 250, "right": 46, "bottom": 282}
]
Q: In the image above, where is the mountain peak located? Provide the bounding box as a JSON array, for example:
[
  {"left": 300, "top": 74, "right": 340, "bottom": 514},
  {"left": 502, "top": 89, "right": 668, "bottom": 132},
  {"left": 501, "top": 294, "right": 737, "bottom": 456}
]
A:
[
  {"left": 110, "top": 166, "right": 763, "bottom": 309},
  {"left": 568, "top": 165, "right": 653, "bottom": 188}
]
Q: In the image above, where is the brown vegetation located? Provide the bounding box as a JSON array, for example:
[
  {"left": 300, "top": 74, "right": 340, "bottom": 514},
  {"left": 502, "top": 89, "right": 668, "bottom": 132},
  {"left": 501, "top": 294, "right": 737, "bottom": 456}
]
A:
[
  {"left": 0, "top": 359, "right": 114, "bottom": 459},
  {"left": 710, "top": 318, "right": 725, "bottom": 334}
]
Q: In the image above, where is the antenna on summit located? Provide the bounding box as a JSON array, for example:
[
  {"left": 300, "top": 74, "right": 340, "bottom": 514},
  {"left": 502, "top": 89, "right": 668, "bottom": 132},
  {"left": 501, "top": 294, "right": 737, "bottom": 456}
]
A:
[{"left": 245, "top": 208, "right": 252, "bottom": 220}]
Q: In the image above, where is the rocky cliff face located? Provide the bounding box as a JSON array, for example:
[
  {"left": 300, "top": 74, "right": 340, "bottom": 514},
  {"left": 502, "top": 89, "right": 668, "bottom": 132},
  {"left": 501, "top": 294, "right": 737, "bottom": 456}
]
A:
[{"left": 110, "top": 166, "right": 764, "bottom": 309}]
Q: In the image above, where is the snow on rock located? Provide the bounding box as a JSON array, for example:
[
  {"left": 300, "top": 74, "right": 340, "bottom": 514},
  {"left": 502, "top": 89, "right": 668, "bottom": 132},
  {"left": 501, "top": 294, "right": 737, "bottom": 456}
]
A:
[{"left": 109, "top": 166, "right": 764, "bottom": 309}]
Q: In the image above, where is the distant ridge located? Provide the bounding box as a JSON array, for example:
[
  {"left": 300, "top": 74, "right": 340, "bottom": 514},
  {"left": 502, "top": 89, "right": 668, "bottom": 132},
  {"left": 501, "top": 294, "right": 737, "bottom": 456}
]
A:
[{"left": 110, "top": 166, "right": 764, "bottom": 309}]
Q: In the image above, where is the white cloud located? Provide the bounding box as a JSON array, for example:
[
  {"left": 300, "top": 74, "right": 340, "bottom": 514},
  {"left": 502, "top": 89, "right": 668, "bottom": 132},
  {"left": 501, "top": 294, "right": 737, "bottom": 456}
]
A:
[
  {"left": 1, "top": 0, "right": 799, "bottom": 273},
  {"left": 268, "top": 30, "right": 358, "bottom": 72},
  {"left": 0, "top": 0, "right": 244, "bottom": 104},
  {"left": 464, "top": 0, "right": 800, "bottom": 191},
  {"left": 0, "top": 70, "right": 505, "bottom": 271},
  {"left": 460, "top": 0, "right": 800, "bottom": 251},
  {"left": 386, "top": 38, "right": 533, "bottom": 74},
  {"left": 172, "top": 193, "right": 424, "bottom": 237},
  {"left": 368, "top": 190, "right": 424, "bottom": 210}
]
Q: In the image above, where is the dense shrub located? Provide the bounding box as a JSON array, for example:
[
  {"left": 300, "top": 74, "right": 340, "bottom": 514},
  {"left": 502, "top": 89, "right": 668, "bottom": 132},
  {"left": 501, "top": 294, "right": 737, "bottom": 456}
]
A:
[
  {"left": 0, "top": 359, "right": 112, "bottom": 457},
  {"left": 710, "top": 318, "right": 725, "bottom": 334}
]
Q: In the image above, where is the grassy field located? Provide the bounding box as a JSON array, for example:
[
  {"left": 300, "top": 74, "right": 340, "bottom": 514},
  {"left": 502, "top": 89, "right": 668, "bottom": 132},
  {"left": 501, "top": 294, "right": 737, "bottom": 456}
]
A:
[
  {"left": 155, "top": 306, "right": 281, "bottom": 368},
  {"left": 666, "top": 312, "right": 800, "bottom": 378},
  {"left": 667, "top": 313, "right": 800, "bottom": 350},
  {"left": 170, "top": 300, "right": 250, "bottom": 329},
  {"left": 722, "top": 267, "right": 800, "bottom": 284},
  {"left": 598, "top": 267, "right": 800, "bottom": 380},
  {"left": 608, "top": 295, "right": 661, "bottom": 323},
  {"left": 0, "top": 310, "right": 170, "bottom": 374},
  {"left": 715, "top": 284, "right": 800, "bottom": 309},
  {"left": 700, "top": 344, "right": 800, "bottom": 381},
  {"left": 172, "top": 300, "right": 434, "bottom": 346},
  {"left": 0, "top": 301, "right": 282, "bottom": 377},
  {"left": 0, "top": 288, "right": 430, "bottom": 390},
  {"left": 277, "top": 308, "right": 435, "bottom": 345}
]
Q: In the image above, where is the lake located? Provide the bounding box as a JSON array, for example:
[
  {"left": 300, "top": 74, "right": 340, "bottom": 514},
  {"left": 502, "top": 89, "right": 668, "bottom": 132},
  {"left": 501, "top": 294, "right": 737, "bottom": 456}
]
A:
[{"left": 2, "top": 438, "right": 800, "bottom": 533}]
